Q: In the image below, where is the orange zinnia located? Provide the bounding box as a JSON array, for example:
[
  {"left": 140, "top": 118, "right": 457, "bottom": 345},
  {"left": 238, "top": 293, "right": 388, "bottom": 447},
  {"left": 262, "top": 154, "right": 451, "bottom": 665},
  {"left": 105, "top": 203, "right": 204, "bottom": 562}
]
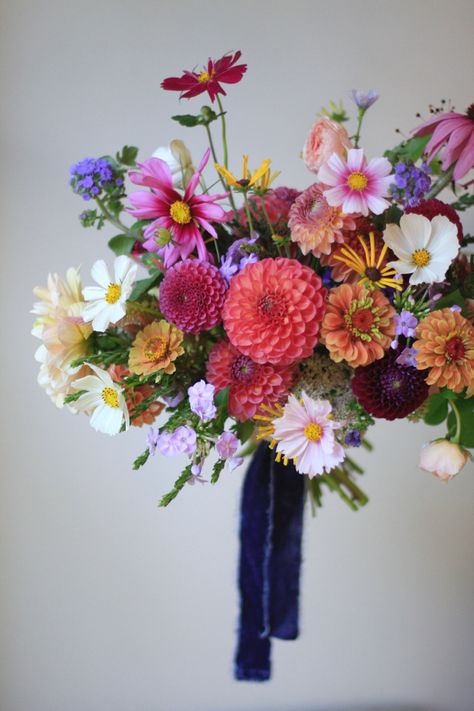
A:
[
  {"left": 414, "top": 308, "right": 474, "bottom": 394},
  {"left": 129, "top": 320, "right": 184, "bottom": 376},
  {"left": 321, "top": 283, "right": 396, "bottom": 367}
]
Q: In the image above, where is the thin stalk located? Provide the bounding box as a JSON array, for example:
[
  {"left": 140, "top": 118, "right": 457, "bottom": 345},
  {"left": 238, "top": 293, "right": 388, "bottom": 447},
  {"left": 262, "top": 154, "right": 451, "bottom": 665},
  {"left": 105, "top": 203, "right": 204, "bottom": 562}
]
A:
[
  {"left": 243, "top": 192, "right": 254, "bottom": 235},
  {"left": 96, "top": 197, "right": 133, "bottom": 237},
  {"left": 448, "top": 399, "right": 462, "bottom": 444},
  {"left": 216, "top": 96, "right": 229, "bottom": 167},
  {"left": 426, "top": 163, "right": 455, "bottom": 199},
  {"left": 353, "top": 108, "right": 366, "bottom": 149}
]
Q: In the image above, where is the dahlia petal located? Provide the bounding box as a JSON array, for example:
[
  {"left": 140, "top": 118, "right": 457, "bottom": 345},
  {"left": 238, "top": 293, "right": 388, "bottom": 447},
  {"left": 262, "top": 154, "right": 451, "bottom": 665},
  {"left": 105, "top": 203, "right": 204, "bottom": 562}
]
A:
[{"left": 128, "top": 191, "right": 165, "bottom": 219}]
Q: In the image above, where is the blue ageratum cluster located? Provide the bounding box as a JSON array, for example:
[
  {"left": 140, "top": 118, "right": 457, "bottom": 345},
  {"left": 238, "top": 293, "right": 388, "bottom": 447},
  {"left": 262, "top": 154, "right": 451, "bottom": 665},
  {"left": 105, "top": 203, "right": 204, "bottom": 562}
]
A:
[
  {"left": 390, "top": 160, "right": 431, "bottom": 207},
  {"left": 69, "top": 157, "right": 123, "bottom": 201}
]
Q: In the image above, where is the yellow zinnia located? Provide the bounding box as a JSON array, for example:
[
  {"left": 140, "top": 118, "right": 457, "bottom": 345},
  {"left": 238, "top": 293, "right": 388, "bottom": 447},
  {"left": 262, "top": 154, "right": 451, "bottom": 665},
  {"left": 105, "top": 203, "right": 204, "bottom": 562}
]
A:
[{"left": 129, "top": 320, "right": 184, "bottom": 376}]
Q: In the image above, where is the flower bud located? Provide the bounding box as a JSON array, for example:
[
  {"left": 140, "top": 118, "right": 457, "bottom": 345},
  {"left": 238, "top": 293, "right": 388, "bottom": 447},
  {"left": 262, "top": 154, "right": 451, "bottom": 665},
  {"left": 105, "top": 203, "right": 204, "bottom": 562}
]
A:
[{"left": 419, "top": 439, "right": 468, "bottom": 481}]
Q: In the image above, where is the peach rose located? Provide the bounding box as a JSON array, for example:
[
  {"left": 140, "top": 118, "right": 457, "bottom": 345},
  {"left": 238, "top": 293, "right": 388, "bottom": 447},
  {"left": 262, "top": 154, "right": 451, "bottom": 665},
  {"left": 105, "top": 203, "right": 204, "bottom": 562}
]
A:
[
  {"left": 419, "top": 439, "right": 468, "bottom": 481},
  {"left": 303, "top": 118, "right": 352, "bottom": 173}
]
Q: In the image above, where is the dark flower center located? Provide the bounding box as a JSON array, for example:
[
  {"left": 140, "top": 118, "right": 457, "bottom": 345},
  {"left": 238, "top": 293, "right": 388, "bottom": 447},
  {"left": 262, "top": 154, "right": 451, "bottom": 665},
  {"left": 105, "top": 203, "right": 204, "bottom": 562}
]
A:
[
  {"left": 365, "top": 266, "right": 382, "bottom": 282},
  {"left": 352, "top": 308, "right": 374, "bottom": 332},
  {"left": 257, "top": 292, "right": 286, "bottom": 320},
  {"left": 466, "top": 103, "right": 474, "bottom": 121},
  {"left": 446, "top": 335, "right": 465, "bottom": 361},
  {"left": 231, "top": 355, "right": 255, "bottom": 383}
]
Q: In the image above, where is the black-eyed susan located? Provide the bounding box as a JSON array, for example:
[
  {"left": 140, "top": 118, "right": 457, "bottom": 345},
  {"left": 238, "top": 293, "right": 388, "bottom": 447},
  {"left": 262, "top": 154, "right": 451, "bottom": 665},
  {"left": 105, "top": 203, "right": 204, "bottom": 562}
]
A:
[
  {"left": 333, "top": 231, "right": 403, "bottom": 290},
  {"left": 215, "top": 155, "right": 272, "bottom": 190}
]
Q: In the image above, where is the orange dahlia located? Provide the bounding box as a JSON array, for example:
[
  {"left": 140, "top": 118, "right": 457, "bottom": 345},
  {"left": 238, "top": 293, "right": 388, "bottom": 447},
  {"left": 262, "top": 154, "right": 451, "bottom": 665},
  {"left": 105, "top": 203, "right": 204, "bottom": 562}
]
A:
[
  {"left": 128, "top": 320, "right": 184, "bottom": 376},
  {"left": 414, "top": 308, "right": 474, "bottom": 394},
  {"left": 321, "top": 283, "right": 396, "bottom": 367},
  {"left": 222, "top": 257, "right": 326, "bottom": 366},
  {"left": 108, "top": 365, "right": 164, "bottom": 427}
]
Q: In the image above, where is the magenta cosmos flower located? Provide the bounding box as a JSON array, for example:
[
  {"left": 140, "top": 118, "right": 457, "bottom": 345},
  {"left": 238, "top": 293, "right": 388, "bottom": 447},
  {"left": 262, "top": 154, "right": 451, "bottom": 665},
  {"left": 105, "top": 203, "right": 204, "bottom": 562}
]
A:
[
  {"left": 318, "top": 148, "right": 393, "bottom": 216},
  {"left": 412, "top": 104, "right": 474, "bottom": 181},
  {"left": 161, "top": 51, "right": 247, "bottom": 103},
  {"left": 128, "top": 148, "right": 228, "bottom": 267}
]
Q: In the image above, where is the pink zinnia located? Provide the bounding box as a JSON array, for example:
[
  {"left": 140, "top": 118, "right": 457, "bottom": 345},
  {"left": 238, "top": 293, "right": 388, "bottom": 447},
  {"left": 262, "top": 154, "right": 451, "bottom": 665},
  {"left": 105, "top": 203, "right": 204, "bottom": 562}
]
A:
[
  {"left": 319, "top": 148, "right": 393, "bottom": 216},
  {"left": 161, "top": 51, "right": 247, "bottom": 103},
  {"left": 159, "top": 259, "right": 227, "bottom": 334},
  {"left": 128, "top": 148, "right": 228, "bottom": 267},
  {"left": 206, "top": 339, "right": 294, "bottom": 421},
  {"left": 272, "top": 393, "right": 345, "bottom": 478},
  {"left": 412, "top": 104, "right": 474, "bottom": 181}
]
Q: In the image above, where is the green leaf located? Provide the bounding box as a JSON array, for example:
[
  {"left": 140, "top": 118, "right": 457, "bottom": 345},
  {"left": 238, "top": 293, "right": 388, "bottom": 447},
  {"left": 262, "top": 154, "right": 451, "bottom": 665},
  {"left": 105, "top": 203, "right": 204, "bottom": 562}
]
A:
[
  {"left": 128, "top": 273, "right": 161, "bottom": 301},
  {"left": 108, "top": 234, "right": 136, "bottom": 256},
  {"left": 215, "top": 386, "right": 229, "bottom": 410},
  {"left": 433, "top": 288, "right": 466, "bottom": 312},
  {"left": 423, "top": 393, "right": 449, "bottom": 425},
  {"left": 130, "top": 219, "right": 151, "bottom": 237},
  {"left": 117, "top": 145, "right": 139, "bottom": 167},
  {"left": 404, "top": 134, "right": 431, "bottom": 162},
  {"left": 132, "top": 448, "right": 150, "bottom": 470},
  {"left": 171, "top": 114, "right": 203, "bottom": 127},
  {"left": 447, "top": 397, "right": 474, "bottom": 448},
  {"left": 63, "top": 390, "right": 85, "bottom": 404},
  {"left": 159, "top": 465, "right": 192, "bottom": 507},
  {"left": 234, "top": 419, "right": 254, "bottom": 444},
  {"left": 211, "top": 459, "right": 226, "bottom": 484}
]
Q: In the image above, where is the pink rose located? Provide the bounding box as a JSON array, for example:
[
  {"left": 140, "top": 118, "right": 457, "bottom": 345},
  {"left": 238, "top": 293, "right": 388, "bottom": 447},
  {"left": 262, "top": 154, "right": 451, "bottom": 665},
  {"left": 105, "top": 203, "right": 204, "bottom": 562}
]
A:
[
  {"left": 419, "top": 439, "right": 468, "bottom": 481},
  {"left": 303, "top": 118, "right": 352, "bottom": 173}
]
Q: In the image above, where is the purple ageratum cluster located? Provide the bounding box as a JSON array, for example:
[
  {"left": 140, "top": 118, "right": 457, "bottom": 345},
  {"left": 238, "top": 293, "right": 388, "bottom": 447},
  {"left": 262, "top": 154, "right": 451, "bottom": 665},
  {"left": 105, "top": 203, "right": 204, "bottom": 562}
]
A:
[
  {"left": 344, "top": 430, "right": 362, "bottom": 447},
  {"left": 390, "top": 161, "right": 431, "bottom": 207},
  {"left": 69, "top": 157, "right": 123, "bottom": 201}
]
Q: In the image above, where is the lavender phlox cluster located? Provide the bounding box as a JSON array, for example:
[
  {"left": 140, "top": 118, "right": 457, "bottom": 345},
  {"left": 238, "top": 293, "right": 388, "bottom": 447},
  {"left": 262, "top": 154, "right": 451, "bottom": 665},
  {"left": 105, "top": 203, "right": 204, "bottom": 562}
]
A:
[
  {"left": 220, "top": 237, "right": 259, "bottom": 283},
  {"left": 188, "top": 380, "right": 217, "bottom": 422},
  {"left": 390, "top": 161, "right": 431, "bottom": 207},
  {"left": 391, "top": 309, "right": 418, "bottom": 349},
  {"left": 70, "top": 157, "right": 123, "bottom": 201}
]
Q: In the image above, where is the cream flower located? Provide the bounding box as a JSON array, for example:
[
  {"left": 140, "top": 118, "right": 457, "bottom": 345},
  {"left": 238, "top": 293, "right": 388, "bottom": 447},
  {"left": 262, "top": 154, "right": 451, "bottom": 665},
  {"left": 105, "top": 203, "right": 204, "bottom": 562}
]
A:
[
  {"left": 153, "top": 140, "right": 194, "bottom": 188},
  {"left": 82, "top": 256, "right": 137, "bottom": 332},
  {"left": 72, "top": 363, "right": 129, "bottom": 435},
  {"left": 419, "top": 440, "right": 468, "bottom": 482},
  {"left": 383, "top": 213, "right": 459, "bottom": 285}
]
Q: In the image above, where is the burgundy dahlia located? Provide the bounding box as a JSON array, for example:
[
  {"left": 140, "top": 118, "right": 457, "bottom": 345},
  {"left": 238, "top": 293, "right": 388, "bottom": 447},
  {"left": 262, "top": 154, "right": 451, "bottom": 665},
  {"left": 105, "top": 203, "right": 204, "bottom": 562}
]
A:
[
  {"left": 406, "top": 198, "right": 463, "bottom": 243},
  {"left": 351, "top": 348, "right": 429, "bottom": 420},
  {"left": 159, "top": 259, "right": 227, "bottom": 334}
]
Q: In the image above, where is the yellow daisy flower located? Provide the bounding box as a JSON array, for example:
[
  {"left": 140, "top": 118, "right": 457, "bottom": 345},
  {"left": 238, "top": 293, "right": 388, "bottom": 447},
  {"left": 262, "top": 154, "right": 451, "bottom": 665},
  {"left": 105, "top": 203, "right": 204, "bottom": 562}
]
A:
[{"left": 215, "top": 155, "right": 272, "bottom": 189}]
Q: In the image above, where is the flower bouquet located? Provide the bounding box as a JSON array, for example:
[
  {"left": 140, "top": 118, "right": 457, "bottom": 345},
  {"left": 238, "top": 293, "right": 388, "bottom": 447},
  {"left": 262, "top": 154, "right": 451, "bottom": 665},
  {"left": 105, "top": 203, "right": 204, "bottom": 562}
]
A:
[{"left": 32, "top": 51, "right": 474, "bottom": 680}]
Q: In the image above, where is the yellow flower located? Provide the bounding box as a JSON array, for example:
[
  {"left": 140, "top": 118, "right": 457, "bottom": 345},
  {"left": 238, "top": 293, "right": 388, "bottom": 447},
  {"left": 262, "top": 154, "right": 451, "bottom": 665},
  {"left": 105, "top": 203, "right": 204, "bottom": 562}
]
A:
[
  {"left": 215, "top": 155, "right": 272, "bottom": 189},
  {"left": 333, "top": 231, "right": 403, "bottom": 291},
  {"left": 128, "top": 320, "right": 184, "bottom": 376}
]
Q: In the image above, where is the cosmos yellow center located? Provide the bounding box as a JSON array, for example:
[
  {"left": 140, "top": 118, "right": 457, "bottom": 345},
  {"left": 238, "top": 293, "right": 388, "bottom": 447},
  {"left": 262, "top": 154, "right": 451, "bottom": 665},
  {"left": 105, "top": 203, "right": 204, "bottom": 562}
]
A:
[
  {"left": 102, "top": 387, "right": 119, "bottom": 408},
  {"left": 144, "top": 336, "right": 167, "bottom": 362},
  {"left": 412, "top": 248, "right": 431, "bottom": 267},
  {"left": 197, "top": 70, "right": 210, "bottom": 83},
  {"left": 347, "top": 172, "right": 368, "bottom": 191},
  {"left": 304, "top": 422, "right": 323, "bottom": 442},
  {"left": 170, "top": 200, "right": 192, "bottom": 224},
  {"left": 105, "top": 282, "right": 121, "bottom": 304}
]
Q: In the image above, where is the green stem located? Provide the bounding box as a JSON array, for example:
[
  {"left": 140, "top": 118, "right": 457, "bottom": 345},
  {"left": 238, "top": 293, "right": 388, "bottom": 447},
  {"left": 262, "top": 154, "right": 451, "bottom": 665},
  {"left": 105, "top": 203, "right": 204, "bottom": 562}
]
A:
[
  {"left": 96, "top": 197, "right": 134, "bottom": 237},
  {"left": 426, "top": 163, "right": 455, "bottom": 199},
  {"left": 353, "top": 108, "right": 366, "bottom": 149},
  {"left": 204, "top": 122, "right": 237, "bottom": 214},
  {"left": 243, "top": 192, "right": 254, "bottom": 235},
  {"left": 216, "top": 96, "right": 228, "bottom": 167},
  {"left": 448, "top": 399, "right": 462, "bottom": 444}
]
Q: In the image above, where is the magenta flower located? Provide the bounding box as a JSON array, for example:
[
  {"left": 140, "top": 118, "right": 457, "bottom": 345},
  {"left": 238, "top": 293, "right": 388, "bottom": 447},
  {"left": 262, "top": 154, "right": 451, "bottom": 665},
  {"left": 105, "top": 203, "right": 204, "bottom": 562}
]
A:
[
  {"left": 161, "top": 51, "right": 247, "bottom": 103},
  {"left": 412, "top": 105, "right": 474, "bottom": 181},
  {"left": 128, "top": 148, "right": 228, "bottom": 267},
  {"left": 318, "top": 148, "right": 393, "bottom": 216}
]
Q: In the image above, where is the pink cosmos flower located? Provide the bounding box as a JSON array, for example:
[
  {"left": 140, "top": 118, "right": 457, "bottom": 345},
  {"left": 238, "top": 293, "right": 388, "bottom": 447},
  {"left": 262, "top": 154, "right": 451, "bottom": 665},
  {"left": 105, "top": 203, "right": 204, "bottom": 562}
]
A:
[
  {"left": 318, "top": 148, "right": 393, "bottom": 216},
  {"left": 272, "top": 392, "right": 345, "bottom": 478},
  {"left": 412, "top": 105, "right": 474, "bottom": 181},
  {"left": 128, "top": 148, "right": 228, "bottom": 267}
]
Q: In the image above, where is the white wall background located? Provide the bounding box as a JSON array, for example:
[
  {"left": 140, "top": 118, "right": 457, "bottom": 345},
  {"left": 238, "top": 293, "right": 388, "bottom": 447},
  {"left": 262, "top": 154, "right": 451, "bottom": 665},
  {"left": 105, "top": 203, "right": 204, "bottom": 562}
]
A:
[{"left": 1, "top": 1, "right": 473, "bottom": 710}]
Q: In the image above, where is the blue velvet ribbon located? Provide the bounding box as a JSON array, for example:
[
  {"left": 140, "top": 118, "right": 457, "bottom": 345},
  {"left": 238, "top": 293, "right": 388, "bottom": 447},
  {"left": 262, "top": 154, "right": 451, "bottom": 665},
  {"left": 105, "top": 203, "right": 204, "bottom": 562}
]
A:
[{"left": 234, "top": 444, "right": 305, "bottom": 681}]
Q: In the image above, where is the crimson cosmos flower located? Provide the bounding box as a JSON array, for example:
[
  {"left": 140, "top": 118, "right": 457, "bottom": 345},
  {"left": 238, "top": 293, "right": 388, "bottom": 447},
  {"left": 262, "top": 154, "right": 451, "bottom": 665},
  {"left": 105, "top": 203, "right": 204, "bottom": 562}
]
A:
[{"left": 161, "top": 51, "right": 247, "bottom": 102}]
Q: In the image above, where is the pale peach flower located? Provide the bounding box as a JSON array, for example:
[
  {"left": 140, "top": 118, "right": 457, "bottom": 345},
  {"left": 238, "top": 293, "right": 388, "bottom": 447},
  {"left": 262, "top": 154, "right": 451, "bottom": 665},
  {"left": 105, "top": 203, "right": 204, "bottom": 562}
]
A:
[
  {"left": 419, "top": 439, "right": 469, "bottom": 481},
  {"left": 303, "top": 117, "right": 352, "bottom": 174}
]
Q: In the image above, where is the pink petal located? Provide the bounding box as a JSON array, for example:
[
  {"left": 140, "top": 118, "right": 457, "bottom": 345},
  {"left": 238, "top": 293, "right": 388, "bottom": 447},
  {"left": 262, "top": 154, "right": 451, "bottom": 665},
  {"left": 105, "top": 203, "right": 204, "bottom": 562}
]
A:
[
  {"left": 342, "top": 193, "right": 365, "bottom": 214},
  {"left": 366, "top": 193, "right": 390, "bottom": 215},
  {"left": 327, "top": 152, "right": 347, "bottom": 176},
  {"left": 366, "top": 156, "right": 392, "bottom": 179},
  {"left": 346, "top": 148, "right": 365, "bottom": 172},
  {"left": 453, "top": 131, "right": 474, "bottom": 180},
  {"left": 323, "top": 184, "right": 348, "bottom": 206}
]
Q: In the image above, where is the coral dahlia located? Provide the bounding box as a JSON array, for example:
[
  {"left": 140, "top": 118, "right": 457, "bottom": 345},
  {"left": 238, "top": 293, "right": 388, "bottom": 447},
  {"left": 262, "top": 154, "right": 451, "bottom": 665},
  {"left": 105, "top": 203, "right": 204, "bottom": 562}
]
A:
[
  {"left": 222, "top": 258, "right": 326, "bottom": 366},
  {"left": 206, "top": 340, "right": 294, "bottom": 421},
  {"left": 351, "top": 348, "right": 429, "bottom": 420},
  {"left": 288, "top": 184, "right": 356, "bottom": 257},
  {"left": 413, "top": 308, "right": 474, "bottom": 394},
  {"left": 320, "top": 283, "right": 396, "bottom": 367},
  {"left": 159, "top": 259, "right": 227, "bottom": 334},
  {"left": 128, "top": 320, "right": 184, "bottom": 376}
]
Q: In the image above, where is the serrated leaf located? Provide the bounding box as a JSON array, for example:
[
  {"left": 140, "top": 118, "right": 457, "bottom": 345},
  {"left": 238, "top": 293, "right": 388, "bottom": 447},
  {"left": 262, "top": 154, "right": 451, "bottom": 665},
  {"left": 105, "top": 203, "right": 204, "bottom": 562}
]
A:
[
  {"left": 423, "top": 393, "right": 449, "bottom": 425},
  {"left": 108, "top": 234, "right": 136, "bottom": 256},
  {"left": 171, "top": 114, "right": 203, "bottom": 127},
  {"left": 117, "top": 145, "right": 139, "bottom": 167},
  {"left": 128, "top": 273, "right": 161, "bottom": 301},
  {"left": 404, "top": 135, "right": 431, "bottom": 162}
]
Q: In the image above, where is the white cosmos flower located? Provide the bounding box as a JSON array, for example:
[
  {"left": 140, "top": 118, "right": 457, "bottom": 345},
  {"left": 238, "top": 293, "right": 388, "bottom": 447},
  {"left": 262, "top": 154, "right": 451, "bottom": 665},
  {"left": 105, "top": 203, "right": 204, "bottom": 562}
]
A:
[
  {"left": 82, "top": 255, "right": 137, "bottom": 332},
  {"left": 72, "top": 363, "right": 129, "bottom": 435},
  {"left": 383, "top": 213, "right": 459, "bottom": 286}
]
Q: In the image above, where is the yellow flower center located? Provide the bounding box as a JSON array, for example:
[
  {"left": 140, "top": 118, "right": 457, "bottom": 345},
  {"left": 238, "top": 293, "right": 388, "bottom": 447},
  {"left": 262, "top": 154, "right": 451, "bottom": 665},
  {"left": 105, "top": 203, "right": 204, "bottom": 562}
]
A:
[
  {"left": 102, "top": 386, "right": 119, "bottom": 408},
  {"left": 144, "top": 336, "right": 168, "bottom": 362},
  {"left": 304, "top": 422, "right": 323, "bottom": 442},
  {"left": 412, "top": 248, "right": 431, "bottom": 267},
  {"left": 347, "top": 172, "right": 368, "bottom": 191},
  {"left": 105, "top": 282, "right": 122, "bottom": 304},
  {"left": 197, "top": 70, "right": 211, "bottom": 83},
  {"left": 170, "top": 200, "right": 192, "bottom": 225}
]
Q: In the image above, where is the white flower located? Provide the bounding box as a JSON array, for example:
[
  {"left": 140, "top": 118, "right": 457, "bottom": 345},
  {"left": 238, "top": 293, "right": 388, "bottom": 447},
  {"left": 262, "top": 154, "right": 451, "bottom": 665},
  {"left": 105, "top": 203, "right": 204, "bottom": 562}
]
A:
[
  {"left": 383, "top": 213, "right": 459, "bottom": 285},
  {"left": 152, "top": 140, "right": 194, "bottom": 188},
  {"left": 82, "top": 255, "right": 137, "bottom": 332},
  {"left": 72, "top": 363, "right": 129, "bottom": 435},
  {"left": 419, "top": 439, "right": 468, "bottom": 481}
]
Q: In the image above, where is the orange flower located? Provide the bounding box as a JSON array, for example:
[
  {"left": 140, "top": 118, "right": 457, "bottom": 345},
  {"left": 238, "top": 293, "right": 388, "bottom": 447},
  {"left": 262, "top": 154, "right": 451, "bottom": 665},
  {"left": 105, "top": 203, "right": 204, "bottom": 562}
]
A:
[
  {"left": 108, "top": 365, "right": 164, "bottom": 427},
  {"left": 129, "top": 320, "right": 184, "bottom": 376},
  {"left": 414, "top": 308, "right": 474, "bottom": 394},
  {"left": 321, "top": 283, "right": 396, "bottom": 367}
]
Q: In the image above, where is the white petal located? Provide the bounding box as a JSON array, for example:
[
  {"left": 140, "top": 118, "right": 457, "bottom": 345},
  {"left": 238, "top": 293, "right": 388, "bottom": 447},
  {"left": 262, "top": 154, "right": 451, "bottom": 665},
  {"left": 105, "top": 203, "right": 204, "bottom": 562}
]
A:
[
  {"left": 74, "top": 392, "right": 101, "bottom": 412},
  {"left": 91, "top": 307, "right": 113, "bottom": 333},
  {"left": 409, "top": 267, "right": 433, "bottom": 285},
  {"left": 82, "top": 286, "right": 106, "bottom": 302},
  {"left": 91, "top": 260, "right": 111, "bottom": 289},
  {"left": 383, "top": 223, "right": 413, "bottom": 260},
  {"left": 87, "top": 363, "right": 116, "bottom": 387},
  {"left": 387, "top": 259, "right": 415, "bottom": 275},
  {"left": 107, "top": 302, "right": 127, "bottom": 324},
  {"left": 82, "top": 300, "right": 107, "bottom": 322},
  {"left": 114, "top": 255, "right": 134, "bottom": 283},
  {"left": 399, "top": 213, "right": 431, "bottom": 248},
  {"left": 72, "top": 374, "right": 103, "bottom": 391}
]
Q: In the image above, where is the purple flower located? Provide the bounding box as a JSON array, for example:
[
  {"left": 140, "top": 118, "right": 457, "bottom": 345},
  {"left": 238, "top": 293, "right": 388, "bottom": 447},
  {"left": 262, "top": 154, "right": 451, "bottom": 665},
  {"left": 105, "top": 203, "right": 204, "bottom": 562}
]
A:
[
  {"left": 219, "top": 254, "right": 239, "bottom": 282},
  {"left": 345, "top": 430, "right": 362, "bottom": 447},
  {"left": 69, "top": 156, "right": 122, "bottom": 201},
  {"left": 188, "top": 462, "right": 207, "bottom": 485},
  {"left": 450, "top": 304, "right": 462, "bottom": 312},
  {"left": 163, "top": 391, "right": 185, "bottom": 408},
  {"left": 389, "top": 161, "right": 431, "bottom": 207},
  {"left": 227, "top": 456, "right": 244, "bottom": 472},
  {"left": 216, "top": 431, "right": 239, "bottom": 459},
  {"left": 147, "top": 427, "right": 160, "bottom": 455},
  {"left": 395, "top": 309, "right": 418, "bottom": 338},
  {"left": 188, "top": 380, "right": 216, "bottom": 422},
  {"left": 157, "top": 426, "right": 197, "bottom": 456},
  {"left": 396, "top": 347, "right": 418, "bottom": 368},
  {"left": 239, "top": 253, "right": 259, "bottom": 270},
  {"left": 351, "top": 89, "right": 379, "bottom": 110}
]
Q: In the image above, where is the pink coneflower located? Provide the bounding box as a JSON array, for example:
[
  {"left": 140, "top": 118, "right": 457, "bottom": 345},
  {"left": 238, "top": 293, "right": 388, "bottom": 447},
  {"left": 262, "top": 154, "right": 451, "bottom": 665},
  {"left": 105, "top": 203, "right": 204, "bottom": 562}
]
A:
[
  {"left": 319, "top": 148, "right": 393, "bottom": 216},
  {"left": 128, "top": 148, "right": 228, "bottom": 267},
  {"left": 272, "top": 393, "right": 345, "bottom": 478},
  {"left": 161, "top": 51, "right": 247, "bottom": 103},
  {"left": 412, "top": 105, "right": 474, "bottom": 181}
]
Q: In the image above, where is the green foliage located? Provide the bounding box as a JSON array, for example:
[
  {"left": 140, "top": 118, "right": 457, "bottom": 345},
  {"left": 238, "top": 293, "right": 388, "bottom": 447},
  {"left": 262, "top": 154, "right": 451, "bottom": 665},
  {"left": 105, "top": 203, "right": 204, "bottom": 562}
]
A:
[
  {"left": 128, "top": 273, "right": 161, "bottom": 301},
  {"left": 63, "top": 390, "right": 85, "bottom": 404},
  {"left": 171, "top": 106, "right": 220, "bottom": 128},
  {"left": 132, "top": 448, "right": 150, "bottom": 470},
  {"left": 211, "top": 459, "right": 225, "bottom": 484},
  {"left": 423, "top": 393, "right": 449, "bottom": 426},
  {"left": 159, "top": 465, "right": 193, "bottom": 507},
  {"left": 447, "top": 397, "right": 474, "bottom": 448},
  {"left": 116, "top": 145, "right": 139, "bottom": 167},
  {"left": 384, "top": 134, "right": 430, "bottom": 165},
  {"left": 108, "top": 234, "right": 136, "bottom": 256},
  {"left": 234, "top": 419, "right": 254, "bottom": 444},
  {"left": 450, "top": 194, "right": 474, "bottom": 212},
  {"left": 318, "top": 99, "right": 349, "bottom": 123}
]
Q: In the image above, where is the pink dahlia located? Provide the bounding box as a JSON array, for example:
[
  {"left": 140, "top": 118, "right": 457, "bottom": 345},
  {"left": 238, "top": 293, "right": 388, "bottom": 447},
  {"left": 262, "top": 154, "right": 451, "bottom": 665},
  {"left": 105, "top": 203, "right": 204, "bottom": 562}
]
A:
[
  {"left": 161, "top": 51, "right": 247, "bottom": 103},
  {"left": 288, "top": 183, "right": 356, "bottom": 257},
  {"left": 128, "top": 148, "right": 228, "bottom": 267},
  {"left": 159, "top": 259, "right": 227, "bottom": 334},
  {"left": 412, "top": 104, "right": 474, "bottom": 181},
  {"left": 222, "top": 257, "right": 326, "bottom": 366},
  {"left": 206, "top": 340, "right": 294, "bottom": 421},
  {"left": 319, "top": 148, "right": 393, "bottom": 216}
]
